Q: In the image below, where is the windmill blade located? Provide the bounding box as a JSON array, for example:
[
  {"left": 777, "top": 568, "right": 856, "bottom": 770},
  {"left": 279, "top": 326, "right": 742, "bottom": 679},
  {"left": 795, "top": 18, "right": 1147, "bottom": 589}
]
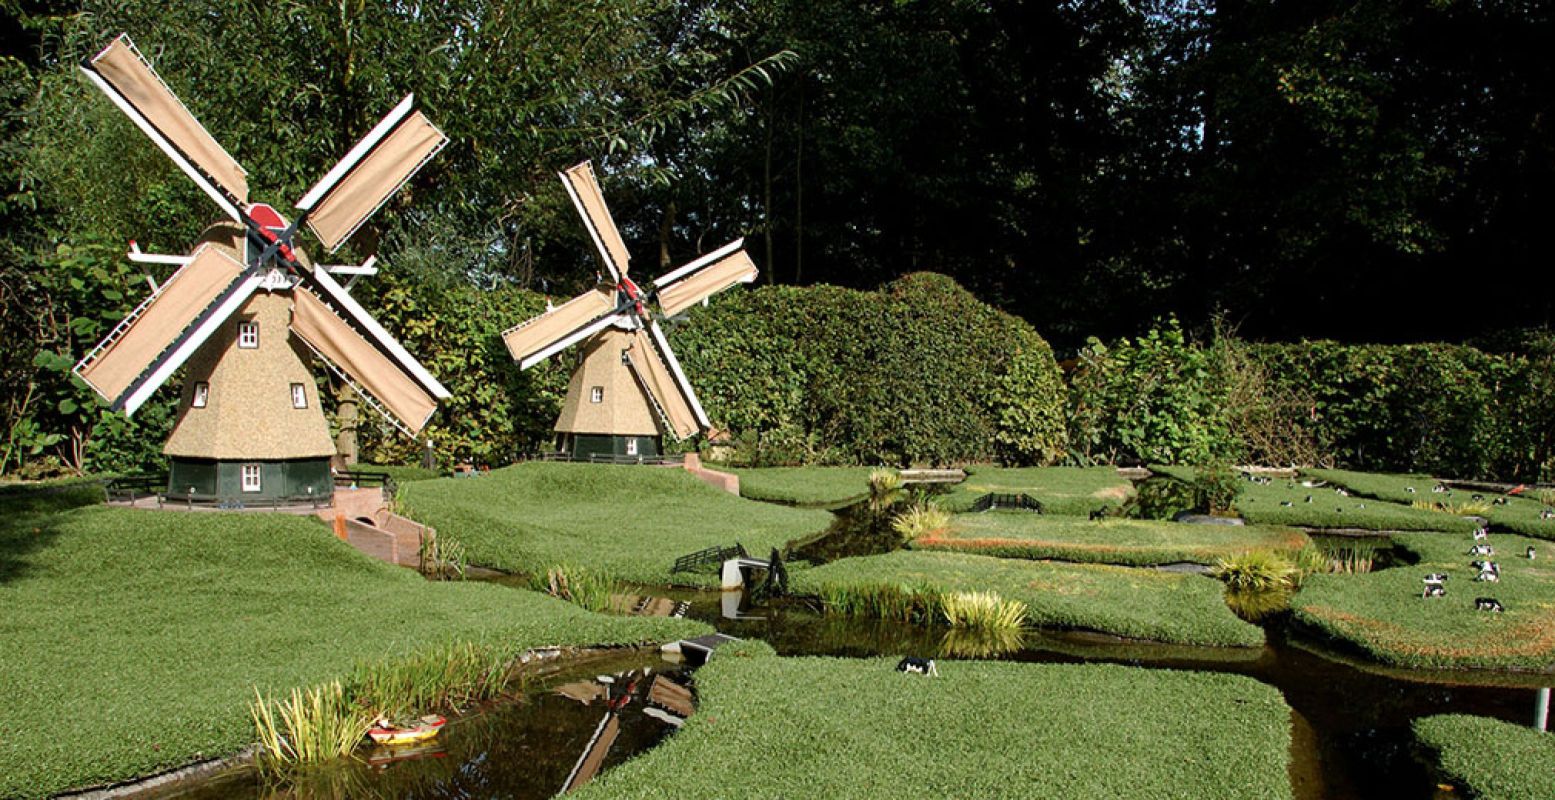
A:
[
  {"left": 560, "top": 161, "right": 630, "bottom": 280},
  {"left": 304, "top": 265, "right": 451, "bottom": 400},
  {"left": 82, "top": 34, "right": 247, "bottom": 220},
  {"left": 623, "top": 324, "right": 708, "bottom": 441},
  {"left": 76, "top": 243, "right": 255, "bottom": 414},
  {"left": 653, "top": 239, "right": 757, "bottom": 317},
  {"left": 502, "top": 288, "right": 618, "bottom": 368},
  {"left": 297, "top": 96, "right": 448, "bottom": 253},
  {"left": 289, "top": 287, "right": 439, "bottom": 436}
]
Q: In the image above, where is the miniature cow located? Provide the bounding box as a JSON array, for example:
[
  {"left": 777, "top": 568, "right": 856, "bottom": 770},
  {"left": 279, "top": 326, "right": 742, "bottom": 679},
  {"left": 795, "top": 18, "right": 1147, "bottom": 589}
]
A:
[
  {"left": 1475, "top": 567, "right": 1500, "bottom": 583},
  {"left": 1423, "top": 572, "right": 1451, "bottom": 583},
  {"left": 1541, "top": 509, "right": 1554, "bottom": 521},
  {"left": 1527, "top": 546, "right": 1537, "bottom": 560},
  {"left": 1422, "top": 581, "right": 1447, "bottom": 599},
  {"left": 1405, "top": 486, "right": 1417, "bottom": 494},
  {"left": 1335, "top": 487, "right": 1350, "bottom": 497},
  {"left": 1432, "top": 484, "right": 1449, "bottom": 494},
  {"left": 1472, "top": 493, "right": 1486, "bottom": 502},
  {"left": 896, "top": 656, "right": 939, "bottom": 677},
  {"left": 1472, "top": 527, "right": 1488, "bottom": 541},
  {"left": 1468, "top": 544, "right": 1495, "bottom": 556},
  {"left": 1474, "top": 597, "right": 1504, "bottom": 613},
  {"left": 1280, "top": 500, "right": 1294, "bottom": 507}
]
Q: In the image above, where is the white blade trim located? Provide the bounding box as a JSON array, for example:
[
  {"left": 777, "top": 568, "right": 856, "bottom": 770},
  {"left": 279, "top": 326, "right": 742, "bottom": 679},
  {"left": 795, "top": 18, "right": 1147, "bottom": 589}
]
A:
[
  {"left": 127, "top": 242, "right": 192, "bottom": 266},
  {"left": 80, "top": 64, "right": 242, "bottom": 222},
  {"left": 652, "top": 239, "right": 745, "bottom": 288},
  {"left": 519, "top": 313, "right": 625, "bottom": 370},
  {"left": 308, "top": 265, "right": 451, "bottom": 399},
  {"left": 559, "top": 168, "right": 622, "bottom": 282},
  {"left": 295, "top": 94, "right": 415, "bottom": 211},
  {"left": 647, "top": 320, "right": 710, "bottom": 428},
  {"left": 323, "top": 255, "right": 379, "bottom": 276},
  {"left": 120, "top": 274, "right": 263, "bottom": 415}
]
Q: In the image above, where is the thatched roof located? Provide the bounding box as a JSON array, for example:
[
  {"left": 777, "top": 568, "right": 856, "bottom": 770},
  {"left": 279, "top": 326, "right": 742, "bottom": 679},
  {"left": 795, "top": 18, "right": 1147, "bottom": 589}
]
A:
[{"left": 553, "top": 328, "right": 662, "bottom": 437}]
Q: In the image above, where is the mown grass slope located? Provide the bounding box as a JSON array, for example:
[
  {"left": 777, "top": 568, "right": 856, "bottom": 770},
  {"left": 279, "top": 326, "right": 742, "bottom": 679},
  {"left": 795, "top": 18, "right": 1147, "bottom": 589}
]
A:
[
  {"left": 579, "top": 641, "right": 1292, "bottom": 800},
  {"left": 396, "top": 462, "right": 831, "bottom": 585},
  {"left": 1304, "top": 468, "right": 1555, "bottom": 541},
  {"left": 0, "top": 503, "right": 705, "bottom": 799},
  {"left": 914, "top": 514, "right": 1309, "bottom": 566},
  {"left": 1290, "top": 532, "right": 1555, "bottom": 670},
  {"left": 941, "top": 466, "right": 1135, "bottom": 515},
  {"left": 1415, "top": 714, "right": 1555, "bottom": 800},
  {"left": 794, "top": 549, "right": 1263, "bottom": 646},
  {"left": 1152, "top": 465, "right": 1475, "bottom": 533},
  {"left": 720, "top": 465, "right": 878, "bottom": 505}
]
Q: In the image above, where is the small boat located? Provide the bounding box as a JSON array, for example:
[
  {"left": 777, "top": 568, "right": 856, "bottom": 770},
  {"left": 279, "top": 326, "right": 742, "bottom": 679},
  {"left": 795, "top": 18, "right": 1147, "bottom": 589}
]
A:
[{"left": 367, "top": 715, "right": 446, "bottom": 745}]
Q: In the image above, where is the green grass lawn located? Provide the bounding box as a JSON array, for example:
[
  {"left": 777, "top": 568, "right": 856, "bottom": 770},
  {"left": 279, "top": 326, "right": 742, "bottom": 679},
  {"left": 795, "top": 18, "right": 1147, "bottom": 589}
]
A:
[
  {"left": 1414, "top": 714, "right": 1555, "bottom": 800},
  {"left": 793, "top": 549, "right": 1264, "bottom": 646},
  {"left": 0, "top": 503, "right": 706, "bottom": 799},
  {"left": 940, "top": 466, "right": 1136, "bottom": 515},
  {"left": 1302, "top": 468, "right": 1555, "bottom": 540},
  {"left": 912, "top": 514, "right": 1309, "bottom": 566},
  {"left": 1151, "top": 465, "right": 1476, "bottom": 533},
  {"left": 718, "top": 465, "right": 880, "bottom": 505},
  {"left": 396, "top": 462, "right": 832, "bottom": 585},
  {"left": 1289, "top": 532, "right": 1555, "bottom": 670},
  {"left": 579, "top": 641, "right": 1293, "bottom": 800}
]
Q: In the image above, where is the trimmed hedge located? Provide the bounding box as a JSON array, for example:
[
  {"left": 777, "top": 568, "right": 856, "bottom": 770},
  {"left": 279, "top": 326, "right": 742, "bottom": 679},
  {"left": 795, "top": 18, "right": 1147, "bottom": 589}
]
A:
[{"left": 671, "top": 273, "right": 1068, "bottom": 467}]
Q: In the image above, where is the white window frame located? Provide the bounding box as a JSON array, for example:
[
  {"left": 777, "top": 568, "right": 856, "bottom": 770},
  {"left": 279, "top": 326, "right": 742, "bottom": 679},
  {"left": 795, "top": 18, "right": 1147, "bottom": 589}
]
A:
[
  {"left": 192, "top": 381, "right": 210, "bottom": 408},
  {"left": 625, "top": 438, "right": 639, "bottom": 456},
  {"left": 240, "top": 463, "right": 262, "bottom": 493},
  {"left": 590, "top": 386, "right": 604, "bottom": 404},
  {"left": 237, "top": 320, "right": 259, "bottom": 349},
  {"left": 290, "top": 382, "right": 307, "bottom": 409}
]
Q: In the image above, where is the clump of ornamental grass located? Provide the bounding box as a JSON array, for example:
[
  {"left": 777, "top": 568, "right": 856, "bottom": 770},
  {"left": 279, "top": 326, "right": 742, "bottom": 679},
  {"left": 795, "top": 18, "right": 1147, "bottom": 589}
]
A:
[
  {"left": 1212, "top": 549, "right": 1297, "bottom": 592},
  {"left": 250, "top": 681, "right": 372, "bottom": 769},
  {"left": 1412, "top": 499, "right": 1492, "bottom": 516},
  {"left": 940, "top": 590, "right": 1028, "bottom": 630},
  {"left": 891, "top": 502, "right": 952, "bottom": 541},
  {"left": 529, "top": 564, "right": 625, "bottom": 613},
  {"left": 348, "top": 640, "right": 514, "bottom": 717},
  {"left": 1288, "top": 544, "right": 1331, "bottom": 585},
  {"left": 868, "top": 468, "right": 906, "bottom": 511},
  {"left": 815, "top": 582, "right": 936, "bottom": 623},
  {"left": 1535, "top": 488, "right": 1555, "bottom": 508}
]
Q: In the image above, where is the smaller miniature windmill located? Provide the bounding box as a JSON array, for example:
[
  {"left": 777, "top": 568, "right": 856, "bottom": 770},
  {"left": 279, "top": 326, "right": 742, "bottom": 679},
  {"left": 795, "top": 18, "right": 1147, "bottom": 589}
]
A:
[
  {"left": 72, "top": 34, "right": 449, "bottom": 502},
  {"left": 502, "top": 162, "right": 756, "bottom": 459}
]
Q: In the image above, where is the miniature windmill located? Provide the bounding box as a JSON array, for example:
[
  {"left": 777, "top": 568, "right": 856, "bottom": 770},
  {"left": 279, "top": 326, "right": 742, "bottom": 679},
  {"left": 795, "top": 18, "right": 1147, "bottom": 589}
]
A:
[
  {"left": 72, "top": 34, "right": 450, "bottom": 502},
  {"left": 502, "top": 162, "right": 757, "bottom": 459}
]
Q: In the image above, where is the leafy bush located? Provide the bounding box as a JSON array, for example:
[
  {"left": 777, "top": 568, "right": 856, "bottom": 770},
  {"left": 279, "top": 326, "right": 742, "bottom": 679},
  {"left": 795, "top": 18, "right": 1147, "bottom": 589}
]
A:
[
  {"left": 1189, "top": 460, "right": 1242, "bottom": 514},
  {"left": 673, "top": 273, "right": 1067, "bottom": 467}
]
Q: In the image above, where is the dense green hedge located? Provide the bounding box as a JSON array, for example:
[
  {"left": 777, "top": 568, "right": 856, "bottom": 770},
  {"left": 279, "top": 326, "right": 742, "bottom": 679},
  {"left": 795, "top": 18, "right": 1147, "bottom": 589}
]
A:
[{"left": 672, "top": 272, "right": 1067, "bottom": 466}]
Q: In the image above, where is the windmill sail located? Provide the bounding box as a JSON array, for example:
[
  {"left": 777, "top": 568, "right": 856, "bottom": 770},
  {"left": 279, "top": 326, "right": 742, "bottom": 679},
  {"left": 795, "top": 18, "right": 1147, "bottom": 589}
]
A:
[
  {"left": 289, "top": 288, "right": 438, "bottom": 435},
  {"left": 305, "top": 266, "right": 450, "bottom": 400},
  {"left": 76, "top": 243, "right": 251, "bottom": 410},
  {"left": 654, "top": 240, "right": 757, "bottom": 317},
  {"left": 502, "top": 288, "right": 617, "bottom": 367},
  {"left": 560, "top": 161, "right": 631, "bottom": 279},
  {"left": 299, "top": 97, "right": 448, "bottom": 253},
  {"left": 622, "top": 327, "right": 703, "bottom": 440},
  {"left": 83, "top": 35, "right": 247, "bottom": 217}
]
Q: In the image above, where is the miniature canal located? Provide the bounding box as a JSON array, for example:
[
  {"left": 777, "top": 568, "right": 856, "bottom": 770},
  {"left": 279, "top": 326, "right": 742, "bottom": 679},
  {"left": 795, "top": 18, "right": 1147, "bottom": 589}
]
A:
[{"left": 151, "top": 503, "right": 1549, "bottom": 800}]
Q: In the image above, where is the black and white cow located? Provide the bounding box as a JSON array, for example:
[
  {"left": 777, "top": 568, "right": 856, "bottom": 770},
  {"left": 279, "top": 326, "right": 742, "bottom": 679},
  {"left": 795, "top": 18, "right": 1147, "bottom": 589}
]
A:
[{"left": 1474, "top": 598, "right": 1504, "bottom": 613}]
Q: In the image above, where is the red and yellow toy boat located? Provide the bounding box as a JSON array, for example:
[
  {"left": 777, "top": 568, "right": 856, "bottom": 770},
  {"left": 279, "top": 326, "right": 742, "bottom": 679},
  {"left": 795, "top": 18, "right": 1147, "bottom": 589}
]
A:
[{"left": 367, "top": 715, "right": 446, "bottom": 745}]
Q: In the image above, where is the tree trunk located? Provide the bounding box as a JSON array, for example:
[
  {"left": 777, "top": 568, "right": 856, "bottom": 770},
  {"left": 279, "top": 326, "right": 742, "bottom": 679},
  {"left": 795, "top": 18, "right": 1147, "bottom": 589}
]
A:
[{"left": 334, "top": 379, "right": 359, "bottom": 466}]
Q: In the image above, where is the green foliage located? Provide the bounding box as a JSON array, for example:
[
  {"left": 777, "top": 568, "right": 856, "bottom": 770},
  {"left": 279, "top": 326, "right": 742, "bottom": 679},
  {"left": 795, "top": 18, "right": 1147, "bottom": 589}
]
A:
[
  {"left": 529, "top": 564, "right": 626, "bottom": 614},
  {"left": 0, "top": 505, "right": 706, "bottom": 798},
  {"left": 890, "top": 502, "right": 952, "bottom": 541},
  {"left": 1067, "top": 318, "right": 1237, "bottom": 466},
  {"left": 673, "top": 274, "right": 1066, "bottom": 467},
  {"left": 1415, "top": 714, "right": 1555, "bottom": 800},
  {"left": 346, "top": 640, "right": 515, "bottom": 719},
  {"left": 796, "top": 550, "right": 1264, "bottom": 646},
  {"left": 1190, "top": 460, "right": 1243, "bottom": 515},
  {"left": 914, "top": 515, "right": 1310, "bottom": 568},
  {"left": 395, "top": 462, "right": 830, "bottom": 585},
  {"left": 578, "top": 657, "right": 1293, "bottom": 799},
  {"left": 250, "top": 681, "right": 371, "bottom": 768},
  {"left": 941, "top": 466, "right": 1134, "bottom": 516},
  {"left": 1290, "top": 532, "right": 1555, "bottom": 670},
  {"left": 1211, "top": 550, "right": 1297, "bottom": 592}
]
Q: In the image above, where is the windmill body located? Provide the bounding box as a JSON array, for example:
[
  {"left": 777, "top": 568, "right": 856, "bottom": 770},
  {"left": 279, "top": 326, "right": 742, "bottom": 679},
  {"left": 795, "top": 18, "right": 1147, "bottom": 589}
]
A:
[
  {"left": 73, "top": 35, "right": 450, "bottom": 503},
  {"left": 502, "top": 162, "right": 757, "bottom": 459}
]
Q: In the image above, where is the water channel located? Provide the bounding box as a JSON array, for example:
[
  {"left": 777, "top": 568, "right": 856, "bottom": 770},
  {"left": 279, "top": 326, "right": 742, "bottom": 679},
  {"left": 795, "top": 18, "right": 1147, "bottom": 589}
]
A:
[{"left": 150, "top": 498, "right": 1550, "bottom": 800}]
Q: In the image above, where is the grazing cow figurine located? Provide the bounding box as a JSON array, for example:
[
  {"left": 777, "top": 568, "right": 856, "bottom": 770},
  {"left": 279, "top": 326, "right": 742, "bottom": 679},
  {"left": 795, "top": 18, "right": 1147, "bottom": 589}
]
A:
[
  {"left": 896, "top": 656, "right": 939, "bottom": 677},
  {"left": 1471, "top": 493, "right": 1485, "bottom": 502},
  {"left": 1541, "top": 509, "right": 1554, "bottom": 521},
  {"left": 1475, "top": 562, "right": 1500, "bottom": 582},
  {"left": 1527, "top": 546, "right": 1537, "bottom": 560},
  {"left": 1336, "top": 487, "right": 1350, "bottom": 497},
  {"left": 1280, "top": 500, "right": 1293, "bottom": 507},
  {"left": 1474, "top": 597, "right": 1504, "bottom": 613},
  {"left": 1405, "top": 486, "right": 1416, "bottom": 494},
  {"left": 1422, "top": 580, "right": 1447, "bottom": 598},
  {"left": 1473, "top": 527, "right": 1488, "bottom": 541},
  {"left": 1468, "top": 544, "right": 1495, "bottom": 556},
  {"left": 1424, "top": 572, "right": 1451, "bottom": 583},
  {"left": 1492, "top": 497, "right": 1509, "bottom": 506},
  {"left": 1433, "top": 484, "right": 1449, "bottom": 494},
  {"left": 1304, "top": 495, "right": 1313, "bottom": 504}
]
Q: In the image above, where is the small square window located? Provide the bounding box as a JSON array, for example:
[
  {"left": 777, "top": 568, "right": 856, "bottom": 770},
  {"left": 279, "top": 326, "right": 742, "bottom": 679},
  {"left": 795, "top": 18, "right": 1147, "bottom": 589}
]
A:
[
  {"left": 240, "top": 464, "right": 262, "bottom": 493},
  {"left": 290, "top": 383, "right": 307, "bottom": 409},
  {"left": 238, "top": 320, "right": 259, "bottom": 349},
  {"left": 590, "top": 386, "right": 604, "bottom": 404},
  {"left": 625, "top": 438, "right": 639, "bottom": 456},
  {"left": 192, "top": 381, "right": 210, "bottom": 408}
]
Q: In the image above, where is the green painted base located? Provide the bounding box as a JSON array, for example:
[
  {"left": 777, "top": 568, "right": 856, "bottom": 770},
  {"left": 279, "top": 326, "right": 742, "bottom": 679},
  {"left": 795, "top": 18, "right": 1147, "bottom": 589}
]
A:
[
  {"left": 558, "top": 433, "right": 662, "bottom": 461},
  {"left": 167, "top": 457, "right": 333, "bottom": 504}
]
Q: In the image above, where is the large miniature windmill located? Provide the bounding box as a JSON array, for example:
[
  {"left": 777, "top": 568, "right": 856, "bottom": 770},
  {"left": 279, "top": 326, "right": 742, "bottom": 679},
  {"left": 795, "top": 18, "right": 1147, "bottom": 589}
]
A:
[
  {"left": 502, "top": 162, "right": 757, "bottom": 460},
  {"left": 72, "top": 34, "right": 450, "bottom": 503}
]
